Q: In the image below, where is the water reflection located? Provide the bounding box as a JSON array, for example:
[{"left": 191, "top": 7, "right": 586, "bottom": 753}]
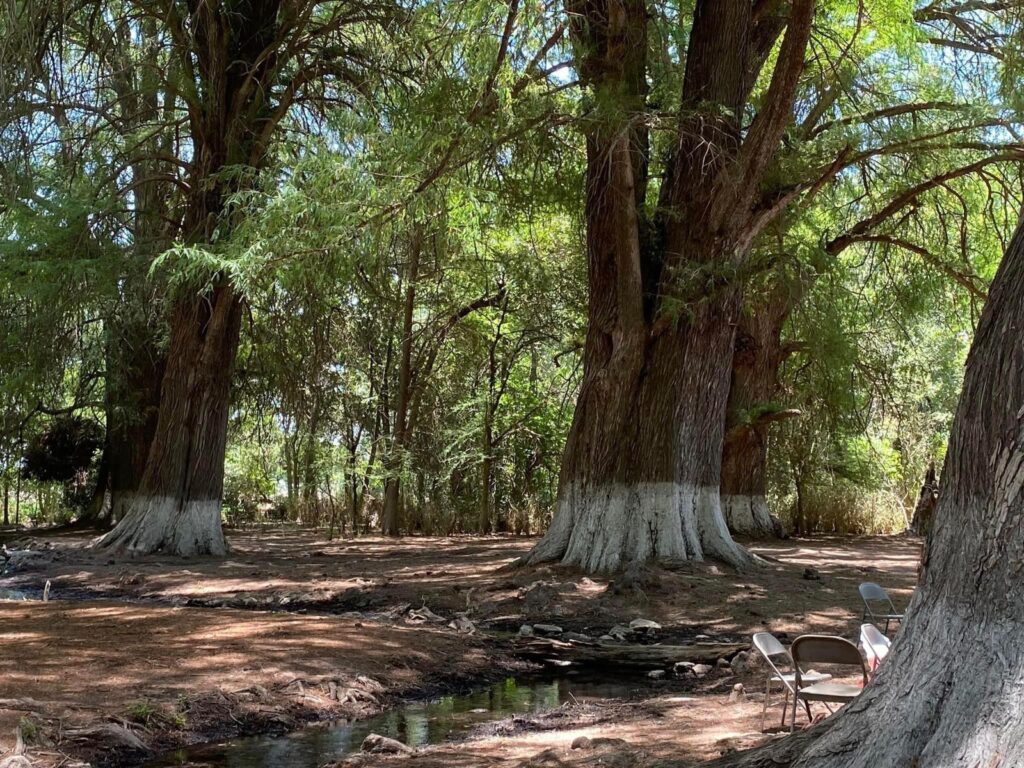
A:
[{"left": 149, "top": 674, "right": 640, "bottom": 767}]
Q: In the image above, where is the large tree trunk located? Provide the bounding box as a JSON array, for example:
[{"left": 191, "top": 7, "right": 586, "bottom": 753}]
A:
[
  {"left": 98, "top": 285, "right": 242, "bottom": 556},
  {"left": 105, "top": 318, "right": 165, "bottom": 523},
  {"left": 529, "top": 287, "right": 750, "bottom": 572},
  {"left": 721, "top": 289, "right": 795, "bottom": 538},
  {"left": 95, "top": 0, "right": 287, "bottom": 556},
  {"left": 100, "top": 17, "right": 171, "bottom": 527},
  {"left": 711, "top": 213, "right": 1024, "bottom": 768},
  {"left": 524, "top": 0, "right": 814, "bottom": 573}
]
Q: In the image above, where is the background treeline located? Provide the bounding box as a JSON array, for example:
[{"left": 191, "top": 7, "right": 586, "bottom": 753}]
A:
[{"left": 0, "top": 0, "right": 1018, "bottom": 537}]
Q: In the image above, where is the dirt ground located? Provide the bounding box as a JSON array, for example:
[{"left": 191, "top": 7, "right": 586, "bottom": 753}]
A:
[{"left": 0, "top": 529, "right": 921, "bottom": 768}]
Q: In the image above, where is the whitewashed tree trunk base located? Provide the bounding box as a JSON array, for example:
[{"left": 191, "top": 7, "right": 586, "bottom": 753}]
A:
[
  {"left": 110, "top": 492, "right": 136, "bottom": 525},
  {"left": 95, "top": 497, "right": 227, "bottom": 557},
  {"left": 722, "top": 494, "right": 775, "bottom": 538},
  {"left": 524, "top": 483, "right": 754, "bottom": 572}
]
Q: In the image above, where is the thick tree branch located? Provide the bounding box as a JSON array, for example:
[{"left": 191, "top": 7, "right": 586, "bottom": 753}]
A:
[
  {"left": 737, "top": 0, "right": 816, "bottom": 204},
  {"left": 825, "top": 155, "right": 1018, "bottom": 255},
  {"left": 837, "top": 234, "right": 988, "bottom": 300}
]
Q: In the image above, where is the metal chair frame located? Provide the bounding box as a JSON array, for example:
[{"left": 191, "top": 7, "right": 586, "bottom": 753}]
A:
[
  {"left": 859, "top": 582, "right": 904, "bottom": 634},
  {"left": 752, "top": 632, "right": 831, "bottom": 731},
  {"left": 790, "top": 634, "right": 868, "bottom": 732}
]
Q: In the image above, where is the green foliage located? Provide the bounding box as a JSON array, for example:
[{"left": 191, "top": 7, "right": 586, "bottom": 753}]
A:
[
  {"left": 0, "top": 0, "right": 1020, "bottom": 538},
  {"left": 21, "top": 416, "right": 101, "bottom": 484},
  {"left": 17, "top": 717, "right": 38, "bottom": 744},
  {"left": 124, "top": 702, "right": 156, "bottom": 725}
]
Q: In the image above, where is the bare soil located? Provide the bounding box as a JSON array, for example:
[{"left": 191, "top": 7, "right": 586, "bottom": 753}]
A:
[{"left": 0, "top": 529, "right": 921, "bottom": 767}]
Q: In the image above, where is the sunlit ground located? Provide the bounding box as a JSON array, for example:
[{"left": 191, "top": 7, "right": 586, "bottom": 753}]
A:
[{"left": 0, "top": 531, "right": 920, "bottom": 767}]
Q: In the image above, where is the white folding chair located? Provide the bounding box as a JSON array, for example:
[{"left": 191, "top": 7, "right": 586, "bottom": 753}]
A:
[
  {"left": 752, "top": 632, "right": 831, "bottom": 731},
  {"left": 859, "top": 582, "right": 904, "bottom": 634},
  {"left": 860, "top": 623, "right": 891, "bottom": 676}
]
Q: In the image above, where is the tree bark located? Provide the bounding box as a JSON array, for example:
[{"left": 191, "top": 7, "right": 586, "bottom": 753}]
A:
[
  {"left": 105, "top": 317, "right": 165, "bottom": 523},
  {"left": 79, "top": 448, "right": 111, "bottom": 527},
  {"left": 97, "top": 0, "right": 289, "bottom": 555},
  {"left": 480, "top": 298, "right": 507, "bottom": 534},
  {"left": 14, "top": 464, "right": 21, "bottom": 525},
  {"left": 708, "top": 206, "right": 1024, "bottom": 768},
  {"left": 98, "top": 285, "right": 242, "bottom": 556},
  {"left": 97, "top": 16, "right": 170, "bottom": 528},
  {"left": 524, "top": 0, "right": 814, "bottom": 573},
  {"left": 721, "top": 288, "right": 795, "bottom": 538},
  {"left": 908, "top": 461, "right": 939, "bottom": 536},
  {"left": 347, "top": 437, "right": 361, "bottom": 534}
]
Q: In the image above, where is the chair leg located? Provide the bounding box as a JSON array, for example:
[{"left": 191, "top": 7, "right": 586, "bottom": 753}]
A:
[
  {"left": 781, "top": 688, "right": 789, "bottom": 728},
  {"left": 803, "top": 700, "right": 813, "bottom": 722},
  {"left": 761, "top": 676, "right": 770, "bottom": 732},
  {"left": 791, "top": 693, "right": 798, "bottom": 733}
]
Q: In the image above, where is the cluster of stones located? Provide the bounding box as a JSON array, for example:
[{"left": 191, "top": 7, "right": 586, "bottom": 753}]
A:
[{"left": 516, "top": 617, "right": 663, "bottom": 643}]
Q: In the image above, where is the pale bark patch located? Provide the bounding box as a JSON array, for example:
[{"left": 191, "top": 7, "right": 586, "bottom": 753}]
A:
[
  {"left": 111, "top": 492, "right": 136, "bottom": 525},
  {"left": 722, "top": 494, "right": 775, "bottom": 538},
  {"left": 526, "top": 482, "right": 753, "bottom": 572},
  {"left": 96, "top": 497, "right": 226, "bottom": 557}
]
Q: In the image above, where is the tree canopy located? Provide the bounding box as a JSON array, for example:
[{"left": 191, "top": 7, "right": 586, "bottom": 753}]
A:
[{"left": 0, "top": 0, "right": 1020, "bottom": 546}]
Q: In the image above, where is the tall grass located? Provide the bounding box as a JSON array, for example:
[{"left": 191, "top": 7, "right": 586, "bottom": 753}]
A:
[{"left": 773, "top": 479, "right": 910, "bottom": 535}]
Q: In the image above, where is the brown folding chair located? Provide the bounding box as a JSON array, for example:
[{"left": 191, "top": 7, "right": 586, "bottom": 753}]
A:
[
  {"left": 751, "top": 632, "right": 831, "bottom": 730},
  {"left": 790, "top": 634, "right": 868, "bottom": 732}
]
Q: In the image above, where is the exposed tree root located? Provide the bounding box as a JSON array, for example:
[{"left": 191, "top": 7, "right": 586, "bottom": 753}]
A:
[
  {"left": 521, "top": 482, "right": 756, "bottom": 573},
  {"left": 695, "top": 721, "right": 834, "bottom": 768},
  {"left": 95, "top": 497, "right": 227, "bottom": 557}
]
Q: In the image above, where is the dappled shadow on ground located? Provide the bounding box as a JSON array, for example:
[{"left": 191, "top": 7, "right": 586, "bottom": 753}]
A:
[
  {"left": 0, "top": 531, "right": 921, "bottom": 767},
  {"left": 325, "top": 690, "right": 779, "bottom": 768},
  {"left": 0, "top": 601, "right": 465, "bottom": 710},
  {"left": 4, "top": 531, "right": 536, "bottom": 611},
  {"left": 3, "top": 531, "right": 920, "bottom": 642}
]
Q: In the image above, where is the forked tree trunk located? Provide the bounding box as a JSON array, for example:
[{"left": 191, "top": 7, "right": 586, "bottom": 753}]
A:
[
  {"left": 529, "top": 285, "right": 751, "bottom": 572},
  {"left": 721, "top": 289, "right": 795, "bottom": 538},
  {"left": 93, "top": 0, "right": 293, "bottom": 555},
  {"left": 710, "top": 215, "right": 1024, "bottom": 768},
  {"left": 98, "top": 286, "right": 242, "bottom": 556},
  {"left": 524, "top": 0, "right": 814, "bottom": 573}
]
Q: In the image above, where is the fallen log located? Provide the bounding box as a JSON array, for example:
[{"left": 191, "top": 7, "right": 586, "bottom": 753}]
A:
[
  {"left": 0, "top": 698, "right": 46, "bottom": 711},
  {"left": 510, "top": 638, "right": 748, "bottom": 668}
]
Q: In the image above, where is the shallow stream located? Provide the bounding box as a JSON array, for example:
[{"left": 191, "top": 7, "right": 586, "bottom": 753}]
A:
[{"left": 146, "top": 673, "right": 644, "bottom": 767}]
